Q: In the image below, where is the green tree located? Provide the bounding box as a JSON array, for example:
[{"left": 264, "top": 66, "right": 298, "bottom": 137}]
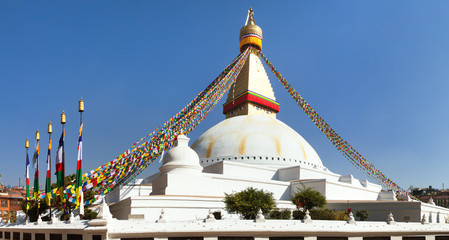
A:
[
  {"left": 269, "top": 209, "right": 291, "bottom": 219},
  {"left": 291, "top": 185, "right": 326, "bottom": 211},
  {"left": 355, "top": 209, "right": 369, "bottom": 221},
  {"left": 309, "top": 209, "right": 336, "bottom": 220},
  {"left": 84, "top": 189, "right": 95, "bottom": 202},
  {"left": 83, "top": 208, "right": 98, "bottom": 220},
  {"left": 224, "top": 187, "right": 276, "bottom": 220},
  {"left": 20, "top": 201, "right": 49, "bottom": 222}
]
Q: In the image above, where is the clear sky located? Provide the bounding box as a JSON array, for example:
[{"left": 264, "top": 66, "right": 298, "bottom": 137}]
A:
[{"left": 1, "top": 1, "right": 449, "bottom": 192}]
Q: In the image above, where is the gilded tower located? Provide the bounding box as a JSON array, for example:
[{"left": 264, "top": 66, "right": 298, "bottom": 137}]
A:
[{"left": 223, "top": 8, "right": 279, "bottom": 119}]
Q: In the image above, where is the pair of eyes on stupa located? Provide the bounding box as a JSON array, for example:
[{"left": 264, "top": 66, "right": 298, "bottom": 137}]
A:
[{"left": 254, "top": 105, "right": 272, "bottom": 114}]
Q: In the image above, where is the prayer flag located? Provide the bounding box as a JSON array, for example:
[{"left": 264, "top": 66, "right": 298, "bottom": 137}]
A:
[
  {"left": 25, "top": 151, "right": 30, "bottom": 211},
  {"left": 56, "top": 130, "right": 65, "bottom": 203},
  {"left": 45, "top": 139, "right": 52, "bottom": 206},
  {"left": 32, "top": 139, "right": 40, "bottom": 206},
  {"left": 75, "top": 123, "right": 83, "bottom": 208}
]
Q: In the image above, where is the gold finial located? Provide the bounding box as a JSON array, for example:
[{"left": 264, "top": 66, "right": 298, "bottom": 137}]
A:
[
  {"left": 25, "top": 138, "right": 29, "bottom": 149},
  {"left": 36, "top": 130, "right": 40, "bottom": 141},
  {"left": 61, "top": 110, "right": 66, "bottom": 124},
  {"left": 247, "top": 7, "right": 255, "bottom": 25},
  {"left": 239, "top": 8, "right": 262, "bottom": 52},
  {"left": 48, "top": 121, "right": 53, "bottom": 134},
  {"left": 79, "top": 97, "right": 84, "bottom": 112}
]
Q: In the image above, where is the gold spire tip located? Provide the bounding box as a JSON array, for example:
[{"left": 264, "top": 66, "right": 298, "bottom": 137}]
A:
[
  {"left": 79, "top": 97, "right": 85, "bottom": 112},
  {"left": 25, "top": 138, "right": 29, "bottom": 149},
  {"left": 61, "top": 110, "right": 66, "bottom": 124},
  {"left": 247, "top": 7, "right": 255, "bottom": 25},
  {"left": 239, "top": 7, "right": 262, "bottom": 52},
  {"left": 48, "top": 121, "right": 53, "bottom": 134},
  {"left": 36, "top": 130, "right": 40, "bottom": 141}
]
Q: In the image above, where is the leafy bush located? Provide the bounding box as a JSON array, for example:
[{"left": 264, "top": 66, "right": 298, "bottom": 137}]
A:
[
  {"left": 9, "top": 212, "right": 17, "bottom": 223},
  {"left": 292, "top": 209, "right": 337, "bottom": 220},
  {"left": 310, "top": 209, "right": 336, "bottom": 220},
  {"left": 291, "top": 185, "right": 326, "bottom": 211},
  {"left": 334, "top": 210, "right": 347, "bottom": 220},
  {"left": 269, "top": 209, "right": 291, "bottom": 219},
  {"left": 224, "top": 187, "right": 276, "bottom": 220},
  {"left": 213, "top": 211, "right": 222, "bottom": 220},
  {"left": 292, "top": 210, "right": 305, "bottom": 220},
  {"left": 21, "top": 202, "right": 49, "bottom": 222},
  {"left": 356, "top": 209, "right": 369, "bottom": 221},
  {"left": 83, "top": 208, "right": 98, "bottom": 220}
]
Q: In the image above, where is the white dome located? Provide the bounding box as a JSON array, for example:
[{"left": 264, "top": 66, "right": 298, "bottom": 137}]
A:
[
  {"left": 191, "top": 115, "right": 323, "bottom": 168},
  {"left": 160, "top": 135, "right": 203, "bottom": 175}
]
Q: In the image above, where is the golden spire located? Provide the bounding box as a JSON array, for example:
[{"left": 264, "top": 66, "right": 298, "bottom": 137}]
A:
[
  {"left": 239, "top": 8, "right": 263, "bottom": 52},
  {"left": 79, "top": 97, "right": 84, "bottom": 112},
  {"left": 247, "top": 7, "right": 255, "bottom": 25},
  {"left": 48, "top": 121, "right": 53, "bottom": 134},
  {"left": 61, "top": 110, "right": 66, "bottom": 124},
  {"left": 224, "top": 8, "right": 278, "bottom": 119}
]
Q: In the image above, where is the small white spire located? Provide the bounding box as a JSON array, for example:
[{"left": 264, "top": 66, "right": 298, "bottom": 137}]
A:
[
  {"left": 255, "top": 208, "right": 265, "bottom": 223},
  {"left": 387, "top": 212, "right": 396, "bottom": 225},
  {"left": 205, "top": 210, "right": 216, "bottom": 223},
  {"left": 303, "top": 209, "right": 312, "bottom": 223},
  {"left": 347, "top": 211, "right": 356, "bottom": 225}
]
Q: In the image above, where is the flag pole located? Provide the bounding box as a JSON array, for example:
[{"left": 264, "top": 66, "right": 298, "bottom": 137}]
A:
[
  {"left": 78, "top": 97, "right": 84, "bottom": 219},
  {"left": 47, "top": 122, "right": 52, "bottom": 222},
  {"left": 25, "top": 138, "right": 29, "bottom": 221},
  {"left": 60, "top": 111, "right": 66, "bottom": 218},
  {"left": 35, "top": 130, "right": 40, "bottom": 222}
]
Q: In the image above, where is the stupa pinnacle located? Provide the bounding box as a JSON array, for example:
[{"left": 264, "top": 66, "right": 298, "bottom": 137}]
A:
[
  {"left": 239, "top": 8, "right": 263, "bottom": 52},
  {"left": 223, "top": 8, "right": 279, "bottom": 119}
]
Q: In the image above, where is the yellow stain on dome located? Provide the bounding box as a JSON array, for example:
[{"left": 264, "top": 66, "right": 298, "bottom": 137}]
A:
[
  {"left": 298, "top": 141, "right": 307, "bottom": 160},
  {"left": 205, "top": 137, "right": 218, "bottom": 159},
  {"left": 239, "top": 135, "right": 248, "bottom": 155},
  {"left": 273, "top": 136, "right": 281, "bottom": 156}
]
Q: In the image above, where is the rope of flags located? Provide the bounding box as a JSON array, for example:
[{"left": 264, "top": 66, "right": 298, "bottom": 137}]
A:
[
  {"left": 26, "top": 46, "right": 411, "bottom": 207},
  {"left": 35, "top": 47, "right": 251, "bottom": 205},
  {"left": 258, "top": 51, "right": 409, "bottom": 196}
]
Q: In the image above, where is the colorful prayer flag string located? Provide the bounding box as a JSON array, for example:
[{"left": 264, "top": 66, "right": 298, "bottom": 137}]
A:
[
  {"left": 258, "top": 51, "right": 409, "bottom": 197},
  {"left": 58, "top": 47, "right": 251, "bottom": 205}
]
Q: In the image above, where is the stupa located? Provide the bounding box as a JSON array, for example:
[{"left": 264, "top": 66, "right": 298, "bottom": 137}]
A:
[
  {"left": 3, "top": 8, "right": 449, "bottom": 240},
  {"left": 104, "top": 9, "right": 449, "bottom": 224}
]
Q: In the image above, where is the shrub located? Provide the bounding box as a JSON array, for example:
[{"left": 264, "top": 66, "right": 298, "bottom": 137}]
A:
[
  {"left": 84, "top": 208, "right": 98, "bottom": 220},
  {"left": 292, "top": 210, "right": 305, "bottom": 220},
  {"left": 334, "top": 210, "right": 347, "bottom": 220},
  {"left": 269, "top": 209, "right": 291, "bottom": 219},
  {"left": 356, "top": 209, "right": 369, "bottom": 221},
  {"left": 292, "top": 209, "right": 337, "bottom": 220},
  {"left": 224, "top": 187, "right": 276, "bottom": 220},
  {"left": 291, "top": 185, "right": 326, "bottom": 211},
  {"left": 22, "top": 202, "right": 49, "bottom": 222},
  {"left": 310, "top": 209, "right": 336, "bottom": 220},
  {"left": 213, "top": 211, "right": 222, "bottom": 220}
]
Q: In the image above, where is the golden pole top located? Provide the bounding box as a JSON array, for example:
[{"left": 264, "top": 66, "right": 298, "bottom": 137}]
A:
[
  {"left": 36, "top": 130, "right": 40, "bottom": 141},
  {"left": 61, "top": 110, "right": 66, "bottom": 124},
  {"left": 48, "top": 121, "right": 53, "bottom": 134},
  {"left": 79, "top": 97, "right": 84, "bottom": 113},
  {"left": 25, "top": 138, "right": 29, "bottom": 149}
]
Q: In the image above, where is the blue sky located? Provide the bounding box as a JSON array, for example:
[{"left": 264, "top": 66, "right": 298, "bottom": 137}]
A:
[{"left": 1, "top": 1, "right": 449, "bottom": 191}]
